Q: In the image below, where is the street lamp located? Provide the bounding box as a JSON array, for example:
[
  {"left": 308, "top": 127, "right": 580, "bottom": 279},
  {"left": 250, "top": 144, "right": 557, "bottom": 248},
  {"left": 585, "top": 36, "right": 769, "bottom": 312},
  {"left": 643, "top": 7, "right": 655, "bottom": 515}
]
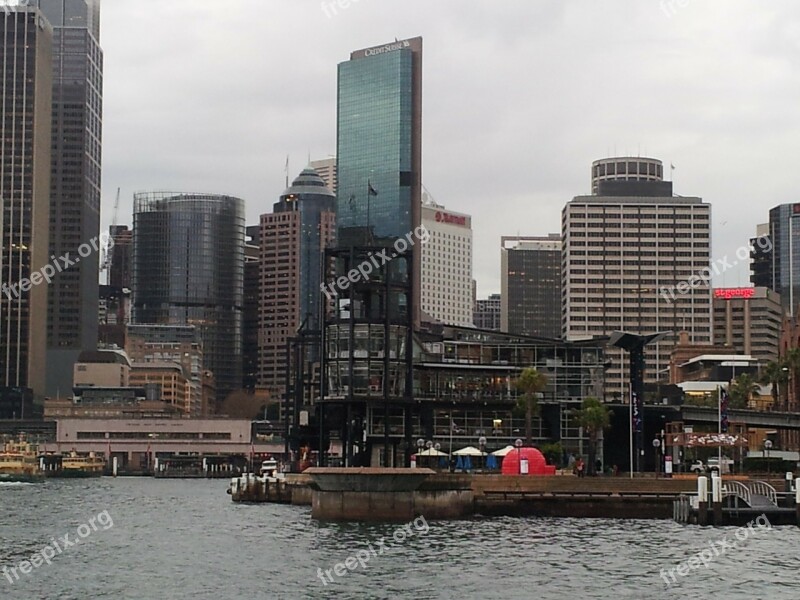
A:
[
  {"left": 435, "top": 443, "right": 442, "bottom": 472},
  {"left": 652, "top": 438, "right": 661, "bottom": 478},
  {"left": 765, "top": 440, "right": 773, "bottom": 476},
  {"left": 515, "top": 438, "right": 523, "bottom": 475},
  {"left": 416, "top": 438, "right": 424, "bottom": 468},
  {"left": 478, "top": 436, "right": 487, "bottom": 471}
]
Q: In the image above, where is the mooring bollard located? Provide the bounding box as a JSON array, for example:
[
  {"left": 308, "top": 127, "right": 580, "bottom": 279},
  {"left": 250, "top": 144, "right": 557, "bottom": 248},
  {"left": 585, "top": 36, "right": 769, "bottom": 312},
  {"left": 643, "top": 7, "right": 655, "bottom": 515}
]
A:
[
  {"left": 711, "top": 473, "right": 722, "bottom": 526},
  {"left": 698, "top": 476, "right": 708, "bottom": 526}
]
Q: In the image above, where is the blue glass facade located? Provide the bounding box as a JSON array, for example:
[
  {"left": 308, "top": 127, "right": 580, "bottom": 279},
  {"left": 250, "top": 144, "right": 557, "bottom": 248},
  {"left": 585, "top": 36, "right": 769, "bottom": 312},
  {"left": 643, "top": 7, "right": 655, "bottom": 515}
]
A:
[
  {"left": 336, "top": 38, "right": 421, "bottom": 244},
  {"left": 769, "top": 204, "right": 800, "bottom": 313}
]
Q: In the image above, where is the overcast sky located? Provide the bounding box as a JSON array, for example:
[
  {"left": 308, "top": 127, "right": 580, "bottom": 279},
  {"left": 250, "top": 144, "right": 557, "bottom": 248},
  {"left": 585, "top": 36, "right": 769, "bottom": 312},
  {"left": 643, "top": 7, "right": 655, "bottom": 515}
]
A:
[{"left": 100, "top": 0, "right": 800, "bottom": 297}]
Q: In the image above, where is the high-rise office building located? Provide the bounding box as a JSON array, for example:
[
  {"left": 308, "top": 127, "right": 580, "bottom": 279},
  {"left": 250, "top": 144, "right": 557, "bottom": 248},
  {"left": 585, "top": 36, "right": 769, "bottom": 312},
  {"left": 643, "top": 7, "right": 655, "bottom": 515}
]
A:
[
  {"left": 501, "top": 235, "right": 562, "bottom": 339},
  {"left": 563, "top": 157, "right": 712, "bottom": 399},
  {"left": 750, "top": 223, "right": 772, "bottom": 290},
  {"left": 420, "top": 203, "right": 473, "bottom": 326},
  {"left": 257, "top": 168, "right": 336, "bottom": 400},
  {"left": 336, "top": 36, "right": 422, "bottom": 320},
  {"left": 712, "top": 287, "right": 781, "bottom": 362},
  {"left": 242, "top": 225, "right": 260, "bottom": 392},
  {"left": 108, "top": 225, "right": 132, "bottom": 289},
  {"left": 474, "top": 294, "right": 501, "bottom": 331},
  {"left": 132, "top": 193, "right": 245, "bottom": 410},
  {"left": 0, "top": 7, "right": 53, "bottom": 397},
  {"left": 761, "top": 204, "right": 800, "bottom": 314},
  {"left": 35, "top": 0, "right": 103, "bottom": 397},
  {"left": 309, "top": 157, "right": 337, "bottom": 195}
]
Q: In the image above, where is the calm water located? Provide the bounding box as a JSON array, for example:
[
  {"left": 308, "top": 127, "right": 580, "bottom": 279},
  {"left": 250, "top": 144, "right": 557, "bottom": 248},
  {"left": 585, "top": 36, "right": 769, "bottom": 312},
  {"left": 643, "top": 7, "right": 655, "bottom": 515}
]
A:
[{"left": 1, "top": 478, "right": 798, "bottom": 599}]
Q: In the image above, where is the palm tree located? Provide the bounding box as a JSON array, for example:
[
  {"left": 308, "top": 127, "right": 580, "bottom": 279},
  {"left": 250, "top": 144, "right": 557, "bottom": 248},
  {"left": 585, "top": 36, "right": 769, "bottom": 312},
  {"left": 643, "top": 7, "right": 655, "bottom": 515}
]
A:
[
  {"left": 759, "top": 360, "right": 788, "bottom": 410},
  {"left": 514, "top": 368, "right": 547, "bottom": 446},
  {"left": 728, "top": 373, "right": 759, "bottom": 409},
  {"left": 573, "top": 397, "right": 612, "bottom": 476}
]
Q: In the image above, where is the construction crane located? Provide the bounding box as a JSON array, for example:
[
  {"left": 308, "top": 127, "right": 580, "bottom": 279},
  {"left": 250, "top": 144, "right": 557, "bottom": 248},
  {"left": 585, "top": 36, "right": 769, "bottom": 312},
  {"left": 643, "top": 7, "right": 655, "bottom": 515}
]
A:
[{"left": 100, "top": 187, "right": 120, "bottom": 282}]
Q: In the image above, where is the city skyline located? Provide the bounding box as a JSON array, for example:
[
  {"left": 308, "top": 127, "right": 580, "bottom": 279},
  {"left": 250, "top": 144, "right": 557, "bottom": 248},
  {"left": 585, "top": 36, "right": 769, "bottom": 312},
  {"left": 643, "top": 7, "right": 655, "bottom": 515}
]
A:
[{"left": 96, "top": 1, "right": 800, "bottom": 297}]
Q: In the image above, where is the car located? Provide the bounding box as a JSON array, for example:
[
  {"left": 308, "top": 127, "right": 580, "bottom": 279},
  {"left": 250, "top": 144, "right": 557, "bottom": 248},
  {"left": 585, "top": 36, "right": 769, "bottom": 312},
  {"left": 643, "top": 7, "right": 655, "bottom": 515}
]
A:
[{"left": 689, "top": 457, "right": 733, "bottom": 474}]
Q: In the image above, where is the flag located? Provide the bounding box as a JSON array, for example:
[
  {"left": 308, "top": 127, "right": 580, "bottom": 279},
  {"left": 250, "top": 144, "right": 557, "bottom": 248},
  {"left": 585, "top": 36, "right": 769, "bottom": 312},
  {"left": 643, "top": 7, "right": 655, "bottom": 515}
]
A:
[
  {"left": 631, "top": 391, "right": 642, "bottom": 433},
  {"left": 720, "top": 388, "right": 730, "bottom": 433},
  {"left": 368, "top": 181, "right": 378, "bottom": 196}
]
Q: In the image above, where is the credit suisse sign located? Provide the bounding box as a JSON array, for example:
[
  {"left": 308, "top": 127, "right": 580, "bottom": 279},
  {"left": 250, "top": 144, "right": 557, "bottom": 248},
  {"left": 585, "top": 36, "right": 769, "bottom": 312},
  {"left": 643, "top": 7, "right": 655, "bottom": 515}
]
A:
[
  {"left": 714, "top": 288, "right": 755, "bottom": 300},
  {"left": 435, "top": 211, "right": 467, "bottom": 227}
]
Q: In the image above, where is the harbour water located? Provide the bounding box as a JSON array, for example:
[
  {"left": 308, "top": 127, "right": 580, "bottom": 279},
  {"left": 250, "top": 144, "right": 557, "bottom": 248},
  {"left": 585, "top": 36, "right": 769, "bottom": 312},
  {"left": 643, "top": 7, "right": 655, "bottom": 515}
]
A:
[{"left": 1, "top": 478, "right": 798, "bottom": 599}]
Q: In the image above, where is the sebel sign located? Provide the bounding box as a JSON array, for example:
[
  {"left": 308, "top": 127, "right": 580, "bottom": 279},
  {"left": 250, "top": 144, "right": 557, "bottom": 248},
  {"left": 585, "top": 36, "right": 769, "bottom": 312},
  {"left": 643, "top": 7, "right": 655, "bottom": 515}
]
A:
[
  {"left": 362, "top": 39, "right": 411, "bottom": 58},
  {"left": 713, "top": 287, "right": 755, "bottom": 300}
]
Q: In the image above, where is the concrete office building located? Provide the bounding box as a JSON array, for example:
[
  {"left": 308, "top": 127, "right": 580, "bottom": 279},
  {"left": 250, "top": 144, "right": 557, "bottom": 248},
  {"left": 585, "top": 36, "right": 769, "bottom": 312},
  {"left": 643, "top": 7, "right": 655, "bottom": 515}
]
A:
[
  {"left": 420, "top": 203, "right": 473, "bottom": 326},
  {"left": 501, "top": 235, "right": 562, "bottom": 339},
  {"left": 563, "top": 157, "right": 712, "bottom": 399},
  {"left": 712, "top": 287, "right": 782, "bottom": 362},
  {"left": 0, "top": 6, "right": 52, "bottom": 397},
  {"left": 257, "top": 168, "right": 336, "bottom": 400},
  {"left": 474, "top": 294, "right": 502, "bottom": 331},
  {"left": 309, "top": 157, "right": 337, "bottom": 195},
  {"left": 35, "top": 0, "right": 104, "bottom": 397}
]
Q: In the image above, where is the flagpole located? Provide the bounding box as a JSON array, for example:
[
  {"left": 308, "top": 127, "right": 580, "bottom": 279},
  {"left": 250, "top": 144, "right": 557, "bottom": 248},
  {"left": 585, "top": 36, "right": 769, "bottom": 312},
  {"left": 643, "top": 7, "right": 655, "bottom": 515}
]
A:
[
  {"left": 718, "top": 386, "right": 722, "bottom": 473},
  {"left": 629, "top": 387, "right": 633, "bottom": 480}
]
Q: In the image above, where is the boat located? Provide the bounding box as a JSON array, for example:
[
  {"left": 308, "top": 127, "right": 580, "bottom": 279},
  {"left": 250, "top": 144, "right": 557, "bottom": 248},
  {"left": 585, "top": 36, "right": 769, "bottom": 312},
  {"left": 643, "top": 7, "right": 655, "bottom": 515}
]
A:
[
  {"left": 52, "top": 452, "right": 105, "bottom": 478},
  {"left": 0, "top": 437, "right": 44, "bottom": 483}
]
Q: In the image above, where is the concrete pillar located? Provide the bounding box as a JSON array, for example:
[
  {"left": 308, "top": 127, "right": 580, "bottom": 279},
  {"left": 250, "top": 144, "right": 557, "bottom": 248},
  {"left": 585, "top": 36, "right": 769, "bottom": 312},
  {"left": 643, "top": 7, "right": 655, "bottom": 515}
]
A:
[
  {"left": 711, "top": 473, "right": 722, "bottom": 526},
  {"left": 698, "top": 476, "right": 708, "bottom": 526}
]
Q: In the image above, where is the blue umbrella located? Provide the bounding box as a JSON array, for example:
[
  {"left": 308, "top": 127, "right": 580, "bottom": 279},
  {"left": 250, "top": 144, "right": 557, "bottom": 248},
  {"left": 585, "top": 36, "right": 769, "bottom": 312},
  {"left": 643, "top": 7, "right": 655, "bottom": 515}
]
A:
[
  {"left": 486, "top": 455, "right": 497, "bottom": 470},
  {"left": 439, "top": 456, "right": 448, "bottom": 468},
  {"left": 456, "top": 455, "right": 464, "bottom": 471},
  {"left": 464, "top": 456, "right": 473, "bottom": 471}
]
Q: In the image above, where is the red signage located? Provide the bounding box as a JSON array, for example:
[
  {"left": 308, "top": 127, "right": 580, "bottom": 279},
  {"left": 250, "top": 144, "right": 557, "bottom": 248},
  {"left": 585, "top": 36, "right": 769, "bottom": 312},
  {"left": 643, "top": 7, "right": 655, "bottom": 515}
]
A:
[
  {"left": 714, "top": 288, "right": 755, "bottom": 300},
  {"left": 434, "top": 211, "right": 467, "bottom": 226}
]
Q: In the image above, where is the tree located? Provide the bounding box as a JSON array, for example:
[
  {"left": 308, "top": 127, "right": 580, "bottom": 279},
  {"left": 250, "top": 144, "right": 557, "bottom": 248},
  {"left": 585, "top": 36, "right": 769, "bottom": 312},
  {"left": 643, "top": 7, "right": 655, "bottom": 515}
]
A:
[
  {"left": 514, "top": 368, "right": 547, "bottom": 446},
  {"left": 573, "top": 397, "right": 612, "bottom": 476},
  {"left": 759, "top": 360, "right": 788, "bottom": 410},
  {"left": 728, "top": 373, "right": 760, "bottom": 409}
]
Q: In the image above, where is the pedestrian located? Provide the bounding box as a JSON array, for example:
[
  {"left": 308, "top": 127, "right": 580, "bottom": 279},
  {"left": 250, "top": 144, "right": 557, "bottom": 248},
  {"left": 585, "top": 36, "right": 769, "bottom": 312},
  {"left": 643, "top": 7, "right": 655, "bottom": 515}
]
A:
[{"left": 576, "top": 457, "right": 585, "bottom": 478}]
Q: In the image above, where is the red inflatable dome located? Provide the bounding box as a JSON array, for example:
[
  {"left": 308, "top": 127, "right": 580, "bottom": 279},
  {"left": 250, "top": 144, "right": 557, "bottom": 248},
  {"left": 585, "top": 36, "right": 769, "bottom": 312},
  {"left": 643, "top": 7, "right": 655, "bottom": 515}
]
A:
[{"left": 501, "top": 447, "right": 556, "bottom": 475}]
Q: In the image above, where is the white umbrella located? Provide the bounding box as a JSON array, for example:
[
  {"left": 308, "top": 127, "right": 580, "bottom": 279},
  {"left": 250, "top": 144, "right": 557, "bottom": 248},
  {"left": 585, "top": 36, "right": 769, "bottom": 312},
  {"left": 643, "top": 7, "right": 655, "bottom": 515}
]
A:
[
  {"left": 491, "top": 445, "right": 515, "bottom": 457},
  {"left": 453, "top": 446, "right": 486, "bottom": 456},
  {"left": 416, "top": 448, "right": 448, "bottom": 457}
]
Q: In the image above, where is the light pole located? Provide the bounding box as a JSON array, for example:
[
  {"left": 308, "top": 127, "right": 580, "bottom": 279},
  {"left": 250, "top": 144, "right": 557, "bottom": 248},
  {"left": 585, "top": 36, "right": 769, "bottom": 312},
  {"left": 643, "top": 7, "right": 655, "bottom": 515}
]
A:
[
  {"left": 765, "top": 439, "right": 773, "bottom": 477},
  {"left": 478, "top": 436, "right": 487, "bottom": 471},
  {"left": 515, "top": 438, "right": 523, "bottom": 475},
  {"left": 435, "top": 443, "right": 442, "bottom": 471},
  {"left": 416, "top": 438, "right": 424, "bottom": 469},
  {"left": 652, "top": 438, "right": 661, "bottom": 478}
]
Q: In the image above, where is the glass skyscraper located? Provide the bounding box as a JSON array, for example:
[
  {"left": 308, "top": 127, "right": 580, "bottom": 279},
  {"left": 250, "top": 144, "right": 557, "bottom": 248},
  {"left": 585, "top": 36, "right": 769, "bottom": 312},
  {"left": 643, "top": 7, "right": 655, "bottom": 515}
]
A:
[
  {"left": 132, "top": 193, "right": 245, "bottom": 410},
  {"left": 766, "top": 204, "right": 800, "bottom": 315},
  {"left": 35, "top": 0, "right": 104, "bottom": 397},
  {"left": 336, "top": 37, "right": 422, "bottom": 249}
]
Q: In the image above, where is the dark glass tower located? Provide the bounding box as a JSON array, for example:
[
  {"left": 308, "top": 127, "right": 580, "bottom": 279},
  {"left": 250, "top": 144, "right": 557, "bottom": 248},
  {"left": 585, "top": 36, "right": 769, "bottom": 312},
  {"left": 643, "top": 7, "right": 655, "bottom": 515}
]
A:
[
  {"left": 35, "top": 0, "right": 104, "bottom": 397},
  {"left": 0, "top": 7, "right": 53, "bottom": 398},
  {"left": 336, "top": 37, "right": 422, "bottom": 318},
  {"left": 132, "top": 193, "right": 245, "bottom": 410},
  {"left": 766, "top": 204, "right": 800, "bottom": 314}
]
